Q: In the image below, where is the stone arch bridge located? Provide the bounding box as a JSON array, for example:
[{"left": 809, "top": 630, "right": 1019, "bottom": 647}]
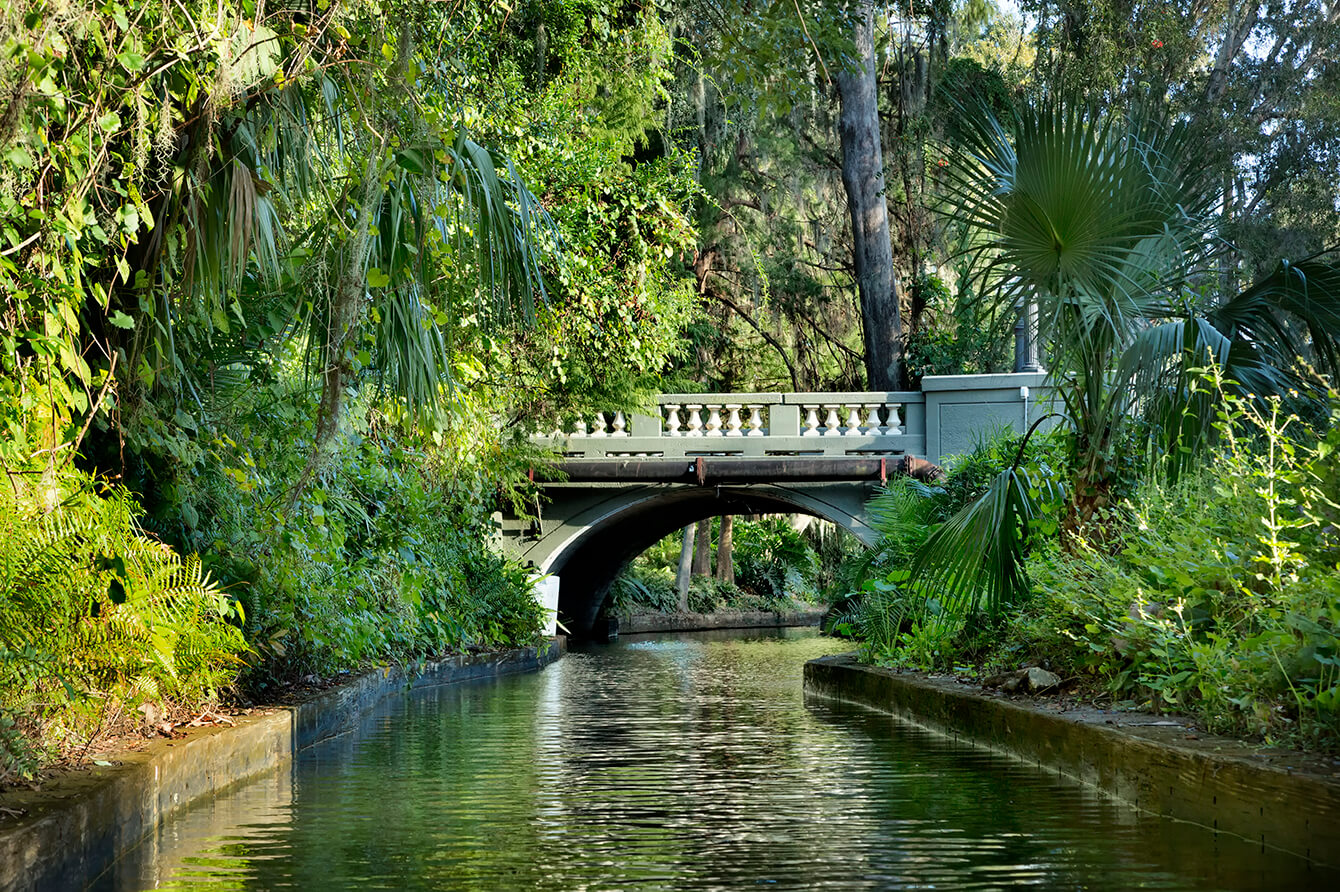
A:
[{"left": 498, "top": 375, "right": 1050, "bottom": 638}]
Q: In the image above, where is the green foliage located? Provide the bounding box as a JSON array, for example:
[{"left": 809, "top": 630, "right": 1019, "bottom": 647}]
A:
[
  {"left": 608, "top": 566, "right": 681, "bottom": 615},
  {"left": 900, "top": 93, "right": 1340, "bottom": 653},
  {"left": 845, "top": 381, "right": 1340, "bottom": 752},
  {"left": 734, "top": 516, "right": 818, "bottom": 601},
  {"left": 685, "top": 575, "right": 779, "bottom": 614},
  {"left": 902, "top": 271, "right": 1012, "bottom": 382},
  {"left": 117, "top": 365, "right": 546, "bottom": 691},
  {"left": 1012, "top": 390, "right": 1340, "bottom": 749},
  {"left": 0, "top": 470, "right": 246, "bottom": 782},
  {"left": 2, "top": 1, "right": 688, "bottom": 778},
  {"left": 832, "top": 429, "right": 1064, "bottom": 663},
  {"left": 609, "top": 515, "right": 830, "bottom": 615}
]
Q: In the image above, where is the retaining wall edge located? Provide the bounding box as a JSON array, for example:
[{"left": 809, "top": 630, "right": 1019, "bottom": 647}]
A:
[
  {"left": 0, "top": 638, "right": 564, "bottom": 891},
  {"left": 804, "top": 653, "right": 1340, "bottom": 869}
]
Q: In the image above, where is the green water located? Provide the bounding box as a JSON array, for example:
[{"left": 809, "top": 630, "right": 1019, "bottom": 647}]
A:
[{"left": 94, "top": 629, "right": 1331, "bottom": 890}]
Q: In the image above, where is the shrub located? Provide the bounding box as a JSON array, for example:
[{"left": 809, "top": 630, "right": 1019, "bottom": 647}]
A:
[
  {"left": 608, "top": 566, "right": 679, "bottom": 614},
  {"left": 830, "top": 429, "right": 1064, "bottom": 659},
  {"left": 1010, "top": 391, "right": 1340, "bottom": 749},
  {"left": 0, "top": 471, "right": 246, "bottom": 782},
  {"left": 608, "top": 515, "right": 829, "bottom": 615},
  {"left": 734, "top": 517, "right": 818, "bottom": 602}
]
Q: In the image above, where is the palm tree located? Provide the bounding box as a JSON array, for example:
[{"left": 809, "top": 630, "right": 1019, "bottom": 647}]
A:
[
  {"left": 901, "top": 96, "right": 1340, "bottom": 619},
  {"left": 112, "top": 10, "right": 559, "bottom": 501}
]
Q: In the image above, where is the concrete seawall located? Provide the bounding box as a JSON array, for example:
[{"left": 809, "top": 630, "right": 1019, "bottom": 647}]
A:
[
  {"left": 616, "top": 608, "right": 825, "bottom": 635},
  {"left": 0, "top": 639, "right": 564, "bottom": 891},
  {"left": 805, "top": 653, "right": 1340, "bottom": 869}
]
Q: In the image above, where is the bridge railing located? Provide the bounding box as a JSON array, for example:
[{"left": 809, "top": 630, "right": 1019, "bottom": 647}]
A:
[{"left": 538, "top": 391, "right": 928, "bottom": 459}]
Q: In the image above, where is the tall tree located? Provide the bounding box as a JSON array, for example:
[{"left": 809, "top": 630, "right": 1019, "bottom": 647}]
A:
[
  {"left": 835, "top": 0, "right": 904, "bottom": 388},
  {"left": 677, "top": 524, "right": 696, "bottom": 610},
  {"left": 715, "top": 515, "right": 736, "bottom": 584},
  {"left": 693, "top": 518, "right": 713, "bottom": 576}
]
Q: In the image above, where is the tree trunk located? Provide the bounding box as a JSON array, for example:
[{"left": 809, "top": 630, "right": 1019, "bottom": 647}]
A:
[
  {"left": 715, "top": 515, "right": 734, "bottom": 585},
  {"left": 693, "top": 518, "right": 712, "bottom": 576},
  {"left": 288, "top": 148, "right": 384, "bottom": 512},
  {"left": 836, "top": 0, "right": 902, "bottom": 390},
  {"left": 676, "top": 524, "right": 695, "bottom": 611},
  {"left": 1205, "top": 3, "right": 1260, "bottom": 105}
]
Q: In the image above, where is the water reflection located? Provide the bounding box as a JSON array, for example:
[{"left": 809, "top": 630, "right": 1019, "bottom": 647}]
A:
[{"left": 93, "top": 629, "right": 1331, "bottom": 890}]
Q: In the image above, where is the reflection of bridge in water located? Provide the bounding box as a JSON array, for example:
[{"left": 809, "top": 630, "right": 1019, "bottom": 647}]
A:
[{"left": 499, "top": 373, "right": 1052, "bottom": 638}]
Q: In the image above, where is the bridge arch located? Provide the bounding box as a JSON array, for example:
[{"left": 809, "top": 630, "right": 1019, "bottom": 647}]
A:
[{"left": 519, "top": 482, "right": 880, "bottom": 638}]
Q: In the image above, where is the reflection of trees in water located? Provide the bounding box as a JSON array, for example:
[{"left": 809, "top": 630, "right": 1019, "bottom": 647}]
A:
[{"left": 111, "top": 632, "right": 1330, "bottom": 891}]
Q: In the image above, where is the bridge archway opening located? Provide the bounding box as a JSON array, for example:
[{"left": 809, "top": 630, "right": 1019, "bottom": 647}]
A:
[{"left": 539, "top": 484, "right": 877, "bottom": 639}]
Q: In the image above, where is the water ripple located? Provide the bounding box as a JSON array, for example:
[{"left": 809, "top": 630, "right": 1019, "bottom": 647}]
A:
[{"left": 93, "top": 629, "right": 1330, "bottom": 891}]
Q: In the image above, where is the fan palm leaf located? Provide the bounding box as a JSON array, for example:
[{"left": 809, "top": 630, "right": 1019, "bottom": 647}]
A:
[
  {"left": 917, "top": 93, "right": 1340, "bottom": 621},
  {"left": 909, "top": 457, "right": 1064, "bottom": 620},
  {"left": 1209, "top": 255, "right": 1340, "bottom": 384}
]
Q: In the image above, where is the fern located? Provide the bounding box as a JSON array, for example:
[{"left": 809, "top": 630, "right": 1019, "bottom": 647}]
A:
[{"left": 0, "top": 470, "right": 247, "bottom": 782}]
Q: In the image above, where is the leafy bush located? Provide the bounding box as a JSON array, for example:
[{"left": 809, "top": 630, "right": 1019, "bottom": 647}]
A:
[
  {"left": 734, "top": 516, "right": 818, "bottom": 602},
  {"left": 608, "top": 566, "right": 680, "bottom": 615},
  {"left": 608, "top": 515, "right": 830, "bottom": 616},
  {"left": 0, "top": 471, "right": 246, "bottom": 782},
  {"left": 829, "top": 429, "right": 1064, "bottom": 660},
  {"left": 1007, "top": 391, "right": 1340, "bottom": 748},
  {"left": 842, "top": 383, "right": 1340, "bottom": 752}
]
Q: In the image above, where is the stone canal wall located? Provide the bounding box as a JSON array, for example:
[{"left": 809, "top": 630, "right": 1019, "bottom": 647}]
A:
[
  {"left": 616, "top": 608, "right": 825, "bottom": 635},
  {"left": 0, "top": 640, "right": 565, "bottom": 892},
  {"left": 805, "top": 653, "right": 1340, "bottom": 869}
]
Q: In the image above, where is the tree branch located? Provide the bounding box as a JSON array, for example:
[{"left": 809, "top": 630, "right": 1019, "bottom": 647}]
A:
[{"left": 706, "top": 286, "right": 801, "bottom": 391}]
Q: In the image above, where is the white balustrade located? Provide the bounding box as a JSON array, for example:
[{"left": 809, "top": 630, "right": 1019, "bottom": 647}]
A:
[
  {"left": 548, "top": 392, "right": 917, "bottom": 451},
  {"left": 822, "top": 406, "right": 842, "bottom": 437},
  {"left": 843, "top": 405, "right": 862, "bottom": 435},
  {"left": 885, "top": 403, "right": 903, "bottom": 435},
  {"left": 685, "top": 405, "right": 704, "bottom": 437},
  {"left": 746, "top": 406, "right": 764, "bottom": 436},
  {"left": 704, "top": 406, "right": 723, "bottom": 436},
  {"left": 665, "top": 404, "right": 682, "bottom": 437},
  {"left": 863, "top": 404, "right": 883, "bottom": 436},
  {"left": 724, "top": 405, "right": 743, "bottom": 436},
  {"left": 802, "top": 405, "right": 821, "bottom": 436}
]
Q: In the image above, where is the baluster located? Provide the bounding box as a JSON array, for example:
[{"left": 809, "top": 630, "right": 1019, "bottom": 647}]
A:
[
  {"left": 843, "top": 405, "right": 863, "bottom": 435},
  {"left": 802, "top": 405, "right": 821, "bottom": 436},
  {"left": 550, "top": 418, "right": 563, "bottom": 438},
  {"left": 885, "top": 403, "right": 903, "bottom": 435},
  {"left": 664, "top": 404, "right": 682, "bottom": 437},
  {"left": 822, "top": 404, "right": 843, "bottom": 436},
  {"left": 746, "top": 406, "right": 764, "bottom": 436},
  {"left": 705, "top": 405, "right": 724, "bottom": 436},
  {"left": 572, "top": 418, "right": 588, "bottom": 437},
  {"left": 724, "top": 404, "right": 744, "bottom": 436},
  {"left": 863, "top": 403, "right": 884, "bottom": 436},
  {"left": 611, "top": 411, "right": 628, "bottom": 436},
  {"left": 685, "top": 404, "right": 704, "bottom": 437},
  {"left": 590, "top": 413, "right": 608, "bottom": 437}
]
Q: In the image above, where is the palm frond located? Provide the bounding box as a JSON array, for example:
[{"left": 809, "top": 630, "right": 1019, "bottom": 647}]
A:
[
  {"left": 909, "top": 460, "right": 1063, "bottom": 620},
  {"left": 940, "top": 95, "right": 1217, "bottom": 356},
  {"left": 1208, "top": 254, "right": 1340, "bottom": 384}
]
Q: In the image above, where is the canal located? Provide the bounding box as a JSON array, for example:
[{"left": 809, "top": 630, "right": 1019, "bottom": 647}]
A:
[{"left": 91, "top": 629, "right": 1329, "bottom": 890}]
